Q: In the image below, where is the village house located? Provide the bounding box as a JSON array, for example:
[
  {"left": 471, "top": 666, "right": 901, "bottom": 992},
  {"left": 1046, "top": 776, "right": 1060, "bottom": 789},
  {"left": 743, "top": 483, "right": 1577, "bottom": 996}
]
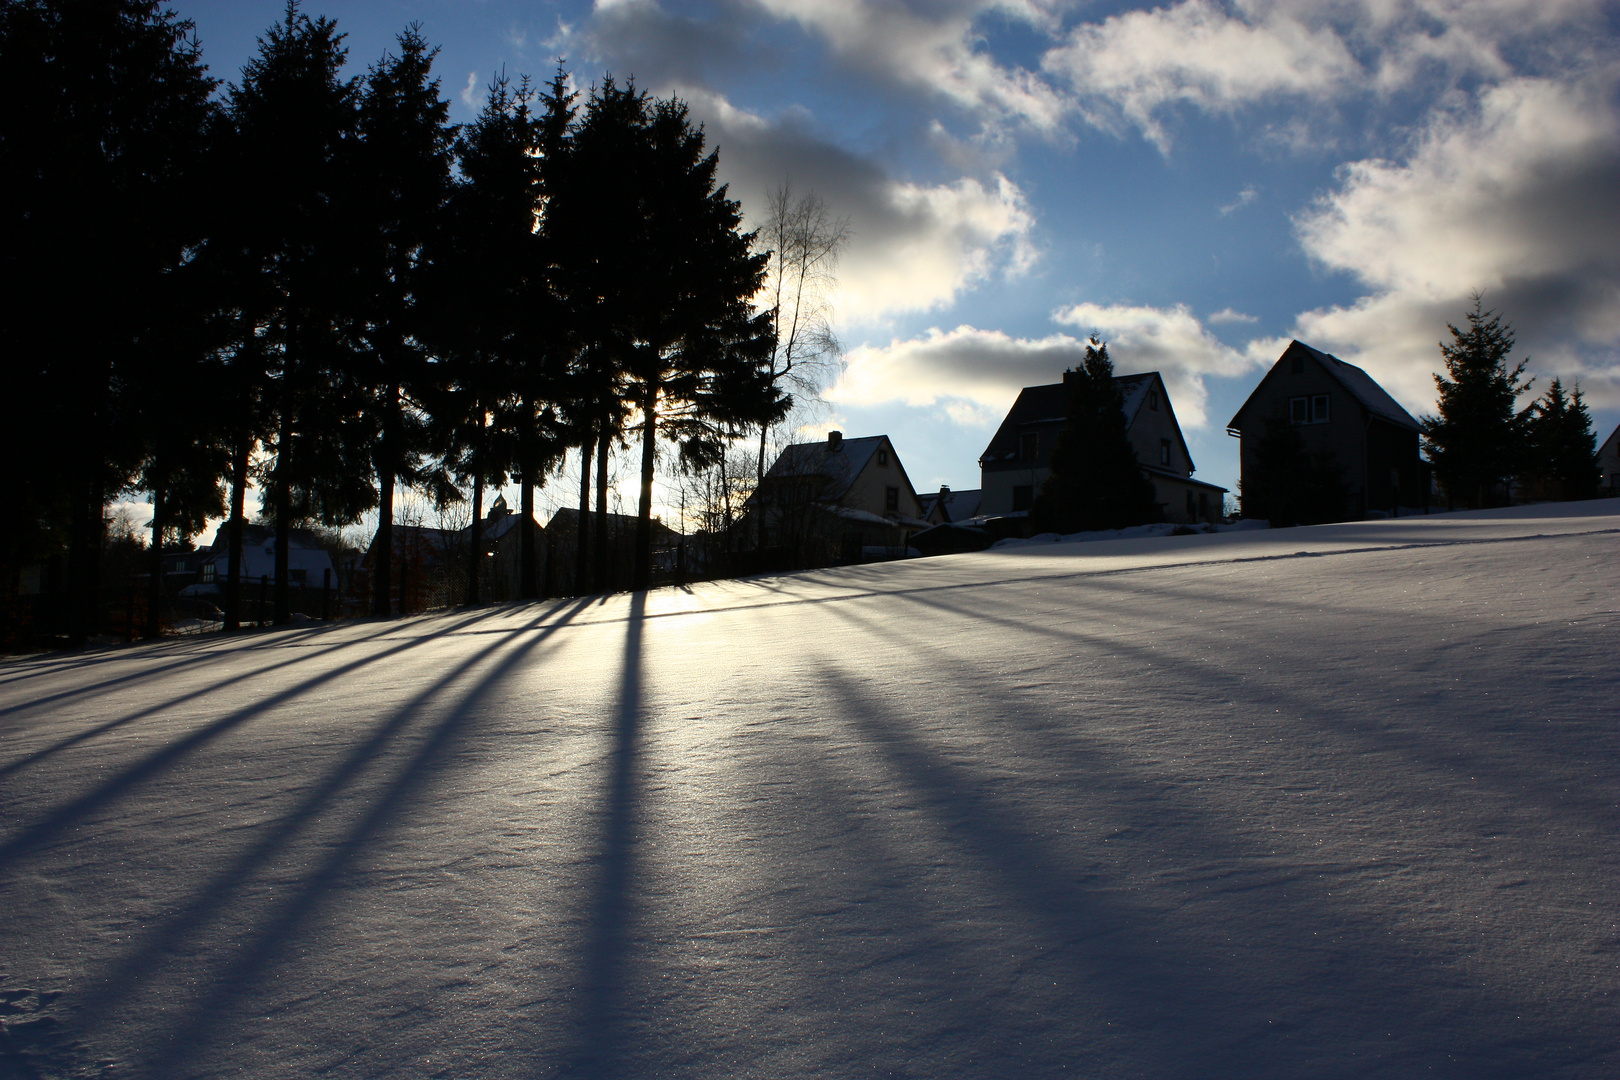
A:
[
  {"left": 918, "top": 485, "right": 983, "bottom": 525},
  {"left": 978, "top": 370, "right": 1227, "bottom": 525},
  {"left": 1599, "top": 420, "right": 1620, "bottom": 495},
  {"left": 186, "top": 523, "right": 336, "bottom": 596},
  {"left": 1227, "top": 340, "right": 1425, "bottom": 520},
  {"left": 747, "top": 432, "right": 929, "bottom": 564}
]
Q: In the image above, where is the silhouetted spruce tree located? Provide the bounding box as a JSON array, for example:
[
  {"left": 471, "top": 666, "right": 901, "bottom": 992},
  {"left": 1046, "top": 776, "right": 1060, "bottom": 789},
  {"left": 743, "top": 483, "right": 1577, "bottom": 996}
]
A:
[
  {"left": 1421, "top": 298, "right": 1534, "bottom": 509},
  {"left": 354, "top": 25, "right": 457, "bottom": 616},
  {"left": 1241, "top": 417, "right": 1352, "bottom": 526},
  {"left": 553, "top": 83, "right": 782, "bottom": 592},
  {"left": 226, "top": 3, "right": 364, "bottom": 622},
  {"left": 549, "top": 77, "right": 646, "bottom": 592},
  {"left": 1522, "top": 378, "right": 1600, "bottom": 501},
  {"left": 1033, "top": 340, "right": 1160, "bottom": 533},
  {"left": 0, "top": 0, "right": 217, "bottom": 643},
  {"left": 423, "top": 73, "right": 546, "bottom": 604}
]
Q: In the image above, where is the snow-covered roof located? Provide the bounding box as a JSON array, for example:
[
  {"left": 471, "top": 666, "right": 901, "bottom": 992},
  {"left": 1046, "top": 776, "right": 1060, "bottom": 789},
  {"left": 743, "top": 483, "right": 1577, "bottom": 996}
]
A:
[
  {"left": 919, "top": 488, "right": 983, "bottom": 522},
  {"left": 761, "top": 434, "right": 887, "bottom": 503}
]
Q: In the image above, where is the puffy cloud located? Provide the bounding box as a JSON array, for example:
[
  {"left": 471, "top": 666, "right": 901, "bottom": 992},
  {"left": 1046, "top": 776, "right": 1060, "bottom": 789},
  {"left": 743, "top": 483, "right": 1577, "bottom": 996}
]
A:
[
  {"left": 1293, "top": 74, "right": 1620, "bottom": 411},
  {"left": 1052, "top": 302, "right": 1278, "bottom": 426},
  {"left": 832, "top": 325, "right": 1094, "bottom": 414},
  {"left": 1043, "top": 0, "right": 1360, "bottom": 149},
  {"left": 681, "top": 90, "right": 1037, "bottom": 324},
  {"left": 748, "top": 0, "right": 1070, "bottom": 133},
  {"left": 1208, "top": 307, "right": 1259, "bottom": 324},
  {"left": 830, "top": 309, "right": 1277, "bottom": 430},
  {"left": 1041, "top": 0, "right": 1616, "bottom": 149}
]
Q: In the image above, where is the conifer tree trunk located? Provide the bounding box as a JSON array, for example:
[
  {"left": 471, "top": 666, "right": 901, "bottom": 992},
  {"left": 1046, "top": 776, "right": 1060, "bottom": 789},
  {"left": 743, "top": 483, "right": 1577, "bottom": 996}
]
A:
[
  {"left": 594, "top": 430, "right": 611, "bottom": 593},
  {"left": 519, "top": 397, "right": 537, "bottom": 599},
  {"left": 372, "top": 379, "right": 399, "bottom": 617},
  {"left": 224, "top": 434, "right": 249, "bottom": 632},
  {"left": 467, "top": 409, "right": 485, "bottom": 606},
  {"left": 273, "top": 409, "right": 293, "bottom": 625},
  {"left": 575, "top": 433, "right": 593, "bottom": 595},
  {"left": 145, "top": 472, "right": 166, "bottom": 640},
  {"left": 633, "top": 382, "right": 659, "bottom": 592}
]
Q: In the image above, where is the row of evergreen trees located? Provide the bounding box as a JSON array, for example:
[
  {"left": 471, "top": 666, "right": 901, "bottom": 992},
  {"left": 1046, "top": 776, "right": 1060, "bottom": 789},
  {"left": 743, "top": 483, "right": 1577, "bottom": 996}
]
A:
[
  {"left": 2, "top": 0, "right": 789, "bottom": 643},
  {"left": 1422, "top": 300, "right": 1603, "bottom": 508}
]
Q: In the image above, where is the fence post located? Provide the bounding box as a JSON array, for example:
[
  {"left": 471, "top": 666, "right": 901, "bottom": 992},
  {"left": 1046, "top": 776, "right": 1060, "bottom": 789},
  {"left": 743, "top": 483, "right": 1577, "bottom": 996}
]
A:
[{"left": 321, "top": 567, "right": 331, "bottom": 621}]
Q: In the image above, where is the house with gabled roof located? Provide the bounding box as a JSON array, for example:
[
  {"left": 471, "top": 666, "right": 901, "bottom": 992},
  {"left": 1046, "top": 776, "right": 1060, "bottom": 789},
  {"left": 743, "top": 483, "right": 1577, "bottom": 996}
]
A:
[
  {"left": 1599, "top": 420, "right": 1620, "bottom": 495},
  {"left": 1226, "top": 340, "right": 1425, "bottom": 520},
  {"left": 978, "top": 370, "right": 1227, "bottom": 525},
  {"left": 918, "top": 485, "right": 983, "bottom": 525},
  {"left": 747, "top": 432, "right": 929, "bottom": 564}
]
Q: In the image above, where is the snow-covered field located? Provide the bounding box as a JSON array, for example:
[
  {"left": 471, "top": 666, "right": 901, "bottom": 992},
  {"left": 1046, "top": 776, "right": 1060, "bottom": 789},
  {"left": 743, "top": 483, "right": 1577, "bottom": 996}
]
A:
[{"left": 2, "top": 501, "right": 1617, "bottom": 1079}]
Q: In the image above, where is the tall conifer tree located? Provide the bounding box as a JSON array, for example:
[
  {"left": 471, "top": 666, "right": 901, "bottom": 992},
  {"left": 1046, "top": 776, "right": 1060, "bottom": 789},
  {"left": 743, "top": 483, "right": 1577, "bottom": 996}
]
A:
[
  {"left": 1034, "top": 340, "right": 1160, "bottom": 533},
  {"left": 1421, "top": 298, "right": 1534, "bottom": 509}
]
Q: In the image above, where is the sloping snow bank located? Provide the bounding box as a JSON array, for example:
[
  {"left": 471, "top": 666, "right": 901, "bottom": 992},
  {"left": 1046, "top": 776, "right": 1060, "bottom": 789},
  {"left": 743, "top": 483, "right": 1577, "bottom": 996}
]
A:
[{"left": 1, "top": 500, "right": 1617, "bottom": 1079}]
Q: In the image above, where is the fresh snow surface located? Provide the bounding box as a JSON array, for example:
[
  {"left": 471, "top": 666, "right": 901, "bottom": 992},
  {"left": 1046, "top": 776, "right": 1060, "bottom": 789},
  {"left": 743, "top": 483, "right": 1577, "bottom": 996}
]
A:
[{"left": 2, "top": 501, "right": 1618, "bottom": 1079}]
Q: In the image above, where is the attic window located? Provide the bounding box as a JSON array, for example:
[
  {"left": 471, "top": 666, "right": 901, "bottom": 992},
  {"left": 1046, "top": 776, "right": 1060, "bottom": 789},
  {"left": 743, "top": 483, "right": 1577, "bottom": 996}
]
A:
[
  {"left": 1291, "top": 354, "right": 1305, "bottom": 374},
  {"left": 1019, "top": 432, "right": 1038, "bottom": 460},
  {"left": 877, "top": 447, "right": 889, "bottom": 466},
  {"left": 885, "top": 486, "right": 899, "bottom": 512},
  {"left": 1149, "top": 390, "right": 1159, "bottom": 411},
  {"left": 1159, "top": 438, "right": 1171, "bottom": 466},
  {"left": 1290, "top": 394, "right": 1330, "bottom": 424}
]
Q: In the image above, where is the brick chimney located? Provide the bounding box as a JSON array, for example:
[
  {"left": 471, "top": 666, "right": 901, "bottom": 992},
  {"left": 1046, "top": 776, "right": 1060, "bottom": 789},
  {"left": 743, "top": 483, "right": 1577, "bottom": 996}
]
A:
[{"left": 826, "top": 430, "right": 843, "bottom": 451}]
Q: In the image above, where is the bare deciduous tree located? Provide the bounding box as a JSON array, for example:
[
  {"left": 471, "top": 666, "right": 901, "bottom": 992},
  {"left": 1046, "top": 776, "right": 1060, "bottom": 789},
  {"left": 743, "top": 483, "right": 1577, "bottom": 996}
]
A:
[{"left": 754, "top": 184, "right": 850, "bottom": 537}]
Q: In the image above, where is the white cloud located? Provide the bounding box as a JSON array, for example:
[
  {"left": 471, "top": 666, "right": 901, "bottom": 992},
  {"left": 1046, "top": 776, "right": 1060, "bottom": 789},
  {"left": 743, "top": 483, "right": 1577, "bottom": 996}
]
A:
[
  {"left": 749, "top": 0, "right": 1070, "bottom": 133},
  {"left": 830, "top": 310, "right": 1277, "bottom": 431},
  {"left": 1219, "top": 185, "right": 1258, "bottom": 215},
  {"left": 1043, "top": 0, "right": 1360, "bottom": 149},
  {"left": 1208, "top": 307, "right": 1259, "bottom": 324},
  {"left": 1052, "top": 302, "right": 1276, "bottom": 427},
  {"left": 1041, "top": 0, "right": 1617, "bottom": 150},
  {"left": 831, "top": 325, "right": 1093, "bottom": 414},
  {"left": 681, "top": 90, "right": 1037, "bottom": 324},
  {"left": 1293, "top": 74, "right": 1620, "bottom": 411},
  {"left": 461, "top": 72, "right": 479, "bottom": 110}
]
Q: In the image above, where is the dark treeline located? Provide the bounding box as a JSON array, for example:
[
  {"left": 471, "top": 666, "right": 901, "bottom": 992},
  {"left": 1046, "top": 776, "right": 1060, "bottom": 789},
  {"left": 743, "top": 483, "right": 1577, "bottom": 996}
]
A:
[{"left": 1, "top": 0, "right": 786, "bottom": 644}]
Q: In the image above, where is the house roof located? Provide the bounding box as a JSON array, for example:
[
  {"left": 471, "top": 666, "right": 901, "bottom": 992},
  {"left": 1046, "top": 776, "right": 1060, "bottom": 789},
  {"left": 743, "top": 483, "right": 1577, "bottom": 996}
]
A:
[
  {"left": 979, "top": 371, "right": 1193, "bottom": 473},
  {"left": 761, "top": 434, "right": 888, "bottom": 503},
  {"left": 919, "top": 487, "right": 983, "bottom": 522},
  {"left": 544, "top": 507, "right": 680, "bottom": 541},
  {"left": 1229, "top": 340, "right": 1421, "bottom": 432}
]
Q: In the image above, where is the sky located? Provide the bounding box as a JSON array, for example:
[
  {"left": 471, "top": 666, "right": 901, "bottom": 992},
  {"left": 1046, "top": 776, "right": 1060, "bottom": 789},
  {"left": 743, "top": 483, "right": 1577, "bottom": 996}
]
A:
[{"left": 168, "top": 0, "right": 1620, "bottom": 522}]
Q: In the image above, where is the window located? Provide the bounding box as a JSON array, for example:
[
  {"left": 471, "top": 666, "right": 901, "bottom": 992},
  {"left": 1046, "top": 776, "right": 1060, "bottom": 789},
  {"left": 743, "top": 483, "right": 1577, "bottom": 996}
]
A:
[
  {"left": 1289, "top": 395, "right": 1330, "bottom": 424},
  {"left": 1159, "top": 438, "right": 1171, "bottom": 466},
  {"left": 885, "top": 486, "right": 899, "bottom": 512},
  {"left": 1012, "top": 485, "right": 1033, "bottom": 511},
  {"left": 1019, "top": 432, "right": 1038, "bottom": 460},
  {"left": 877, "top": 447, "right": 889, "bottom": 466},
  {"left": 290, "top": 568, "right": 307, "bottom": 584},
  {"left": 201, "top": 563, "right": 215, "bottom": 584},
  {"left": 1149, "top": 390, "right": 1159, "bottom": 411},
  {"left": 1291, "top": 354, "right": 1305, "bottom": 374}
]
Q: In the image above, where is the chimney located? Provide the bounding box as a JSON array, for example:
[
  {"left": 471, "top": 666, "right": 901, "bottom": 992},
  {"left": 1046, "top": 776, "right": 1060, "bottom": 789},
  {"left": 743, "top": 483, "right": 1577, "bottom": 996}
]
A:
[
  {"left": 1062, "top": 368, "right": 1079, "bottom": 385},
  {"left": 826, "top": 430, "right": 843, "bottom": 451}
]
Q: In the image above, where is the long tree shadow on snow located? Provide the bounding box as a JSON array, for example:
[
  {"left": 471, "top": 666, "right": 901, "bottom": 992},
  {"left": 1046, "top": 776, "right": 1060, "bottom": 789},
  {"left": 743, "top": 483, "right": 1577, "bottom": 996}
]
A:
[
  {"left": 0, "top": 604, "right": 524, "bottom": 872},
  {"left": 811, "top": 592, "right": 1608, "bottom": 1077},
  {"left": 555, "top": 590, "right": 647, "bottom": 1080},
  {"left": 102, "top": 596, "right": 599, "bottom": 1077}
]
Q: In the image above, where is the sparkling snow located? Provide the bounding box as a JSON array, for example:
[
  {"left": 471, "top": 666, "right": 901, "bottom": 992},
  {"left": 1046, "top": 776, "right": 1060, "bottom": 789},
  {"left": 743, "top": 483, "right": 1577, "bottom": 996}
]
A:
[{"left": 2, "top": 501, "right": 1618, "bottom": 1078}]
